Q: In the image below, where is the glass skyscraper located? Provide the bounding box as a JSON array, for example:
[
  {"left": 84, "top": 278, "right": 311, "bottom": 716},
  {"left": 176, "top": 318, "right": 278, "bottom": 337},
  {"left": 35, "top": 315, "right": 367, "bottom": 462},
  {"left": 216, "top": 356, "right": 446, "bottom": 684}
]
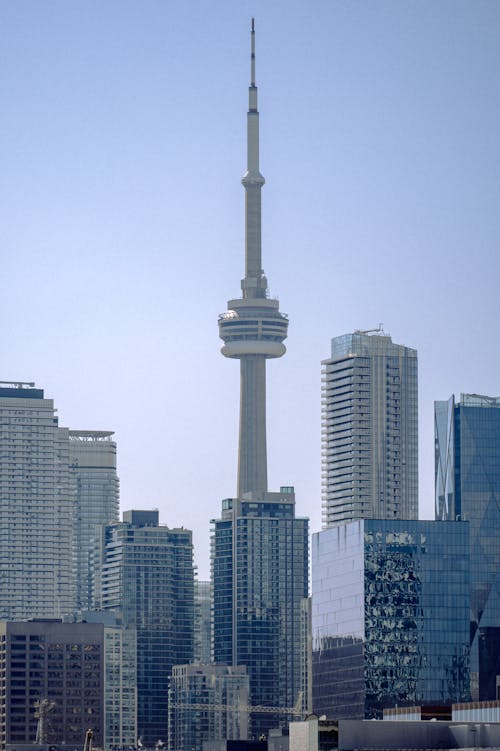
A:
[
  {"left": 312, "top": 519, "right": 470, "bottom": 719},
  {"left": 321, "top": 331, "right": 418, "bottom": 527},
  {"left": 212, "top": 488, "right": 309, "bottom": 739},
  {"left": 93, "top": 510, "right": 195, "bottom": 745},
  {"left": 435, "top": 393, "right": 500, "bottom": 700}
]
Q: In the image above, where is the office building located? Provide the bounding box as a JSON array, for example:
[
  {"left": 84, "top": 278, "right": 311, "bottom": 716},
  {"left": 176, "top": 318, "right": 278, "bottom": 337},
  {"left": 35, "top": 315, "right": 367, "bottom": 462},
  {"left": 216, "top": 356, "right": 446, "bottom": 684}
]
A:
[
  {"left": 435, "top": 393, "right": 500, "bottom": 700},
  {"left": 93, "top": 510, "right": 195, "bottom": 746},
  {"left": 0, "top": 619, "right": 105, "bottom": 749},
  {"left": 65, "top": 610, "right": 138, "bottom": 749},
  {"left": 312, "top": 519, "right": 470, "bottom": 720},
  {"left": 69, "top": 430, "right": 119, "bottom": 611},
  {"left": 167, "top": 663, "right": 249, "bottom": 751},
  {"left": 321, "top": 331, "right": 418, "bottom": 527},
  {"left": 213, "top": 22, "right": 309, "bottom": 740},
  {"left": 0, "top": 382, "right": 75, "bottom": 619}
]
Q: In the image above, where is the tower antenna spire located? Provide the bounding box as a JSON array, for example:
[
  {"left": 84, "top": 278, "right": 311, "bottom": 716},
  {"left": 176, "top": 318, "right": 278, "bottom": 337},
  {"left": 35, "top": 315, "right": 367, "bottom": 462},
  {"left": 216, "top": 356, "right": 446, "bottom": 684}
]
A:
[
  {"left": 251, "top": 18, "right": 255, "bottom": 86},
  {"left": 242, "top": 16, "right": 264, "bottom": 297}
]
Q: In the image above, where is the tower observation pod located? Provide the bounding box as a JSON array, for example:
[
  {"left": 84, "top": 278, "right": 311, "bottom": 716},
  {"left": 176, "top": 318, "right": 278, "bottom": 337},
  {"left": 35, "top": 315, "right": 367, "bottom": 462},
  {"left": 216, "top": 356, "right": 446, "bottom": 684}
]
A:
[{"left": 218, "top": 19, "right": 288, "bottom": 499}]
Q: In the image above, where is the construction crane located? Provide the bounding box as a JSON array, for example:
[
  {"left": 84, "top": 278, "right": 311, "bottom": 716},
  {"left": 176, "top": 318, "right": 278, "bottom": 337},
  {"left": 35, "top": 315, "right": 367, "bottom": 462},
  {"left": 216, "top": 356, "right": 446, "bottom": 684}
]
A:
[
  {"left": 83, "top": 728, "right": 93, "bottom": 751},
  {"left": 354, "top": 324, "right": 385, "bottom": 336},
  {"left": 34, "top": 698, "right": 56, "bottom": 744},
  {"left": 170, "top": 691, "right": 303, "bottom": 717}
]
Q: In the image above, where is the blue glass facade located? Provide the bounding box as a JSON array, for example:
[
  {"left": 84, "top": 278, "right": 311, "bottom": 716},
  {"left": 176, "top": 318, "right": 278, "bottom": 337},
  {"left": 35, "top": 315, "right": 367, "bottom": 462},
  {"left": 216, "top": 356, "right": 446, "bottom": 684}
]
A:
[
  {"left": 312, "top": 520, "right": 470, "bottom": 719},
  {"left": 212, "top": 489, "right": 309, "bottom": 739},
  {"left": 435, "top": 394, "right": 500, "bottom": 700}
]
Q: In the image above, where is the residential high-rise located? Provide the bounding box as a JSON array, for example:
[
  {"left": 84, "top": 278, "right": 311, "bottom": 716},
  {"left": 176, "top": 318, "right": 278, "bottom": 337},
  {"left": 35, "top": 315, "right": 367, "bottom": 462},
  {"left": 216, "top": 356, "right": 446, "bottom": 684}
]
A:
[
  {"left": 435, "top": 393, "right": 500, "bottom": 700},
  {"left": 103, "top": 620, "right": 137, "bottom": 749},
  {"left": 312, "top": 519, "right": 471, "bottom": 720},
  {"left": 0, "top": 382, "right": 75, "bottom": 619},
  {"left": 93, "top": 510, "right": 195, "bottom": 746},
  {"left": 212, "top": 489, "right": 309, "bottom": 738},
  {"left": 212, "top": 22, "right": 309, "bottom": 740},
  {"left": 69, "top": 430, "right": 119, "bottom": 610},
  {"left": 168, "top": 663, "right": 249, "bottom": 751},
  {"left": 321, "top": 330, "right": 418, "bottom": 527}
]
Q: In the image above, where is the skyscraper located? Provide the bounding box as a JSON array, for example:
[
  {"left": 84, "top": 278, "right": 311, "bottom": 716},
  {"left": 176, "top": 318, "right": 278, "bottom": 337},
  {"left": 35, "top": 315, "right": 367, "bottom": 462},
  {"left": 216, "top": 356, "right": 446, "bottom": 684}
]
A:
[
  {"left": 0, "top": 381, "right": 75, "bottom": 619},
  {"left": 212, "top": 489, "right": 308, "bottom": 738},
  {"left": 69, "top": 430, "right": 119, "bottom": 611},
  {"left": 321, "top": 330, "right": 418, "bottom": 527},
  {"left": 435, "top": 393, "right": 500, "bottom": 700},
  {"left": 312, "top": 519, "right": 470, "bottom": 719},
  {"left": 213, "top": 22, "right": 309, "bottom": 740},
  {"left": 93, "top": 510, "right": 195, "bottom": 746}
]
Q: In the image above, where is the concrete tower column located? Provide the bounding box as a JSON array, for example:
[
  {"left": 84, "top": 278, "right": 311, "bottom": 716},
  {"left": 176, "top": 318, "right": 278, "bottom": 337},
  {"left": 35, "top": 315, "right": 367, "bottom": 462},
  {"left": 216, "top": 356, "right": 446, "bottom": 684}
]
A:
[{"left": 238, "top": 356, "right": 267, "bottom": 497}]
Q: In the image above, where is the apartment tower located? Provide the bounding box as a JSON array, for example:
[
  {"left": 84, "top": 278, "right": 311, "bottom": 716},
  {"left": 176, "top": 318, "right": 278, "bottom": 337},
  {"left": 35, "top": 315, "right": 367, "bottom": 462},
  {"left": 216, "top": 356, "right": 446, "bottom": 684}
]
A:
[
  {"left": 93, "top": 510, "right": 195, "bottom": 746},
  {"left": 69, "top": 430, "right": 119, "bottom": 610},
  {"left": 321, "top": 330, "right": 418, "bottom": 526},
  {"left": 0, "top": 382, "right": 75, "bottom": 618}
]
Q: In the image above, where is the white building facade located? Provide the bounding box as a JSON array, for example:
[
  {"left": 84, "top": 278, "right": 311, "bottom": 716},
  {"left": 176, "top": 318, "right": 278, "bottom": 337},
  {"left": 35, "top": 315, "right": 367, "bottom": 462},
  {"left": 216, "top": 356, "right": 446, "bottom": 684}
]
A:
[
  {"left": 0, "top": 382, "right": 75, "bottom": 618},
  {"left": 321, "top": 331, "right": 418, "bottom": 527}
]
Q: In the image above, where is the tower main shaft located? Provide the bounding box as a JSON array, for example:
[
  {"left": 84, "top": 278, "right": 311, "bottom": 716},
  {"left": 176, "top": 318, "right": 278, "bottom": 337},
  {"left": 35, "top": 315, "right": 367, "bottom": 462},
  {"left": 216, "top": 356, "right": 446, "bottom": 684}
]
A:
[{"left": 218, "top": 20, "right": 288, "bottom": 499}]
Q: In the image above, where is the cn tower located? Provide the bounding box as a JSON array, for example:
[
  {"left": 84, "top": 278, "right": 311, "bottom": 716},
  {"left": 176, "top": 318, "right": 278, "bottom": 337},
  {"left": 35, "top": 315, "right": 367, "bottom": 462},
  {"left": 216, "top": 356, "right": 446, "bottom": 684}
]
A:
[{"left": 218, "top": 19, "right": 288, "bottom": 499}]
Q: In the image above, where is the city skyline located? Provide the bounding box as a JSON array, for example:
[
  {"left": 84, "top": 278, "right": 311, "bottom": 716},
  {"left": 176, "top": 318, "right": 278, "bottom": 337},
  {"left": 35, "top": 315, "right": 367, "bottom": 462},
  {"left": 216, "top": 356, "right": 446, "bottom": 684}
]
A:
[{"left": 1, "top": 1, "right": 499, "bottom": 577}]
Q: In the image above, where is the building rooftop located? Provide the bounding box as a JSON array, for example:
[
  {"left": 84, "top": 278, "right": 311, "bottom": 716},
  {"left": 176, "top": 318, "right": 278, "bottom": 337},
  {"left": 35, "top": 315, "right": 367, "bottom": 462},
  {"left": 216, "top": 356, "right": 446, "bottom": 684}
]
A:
[{"left": 459, "top": 393, "right": 500, "bottom": 408}]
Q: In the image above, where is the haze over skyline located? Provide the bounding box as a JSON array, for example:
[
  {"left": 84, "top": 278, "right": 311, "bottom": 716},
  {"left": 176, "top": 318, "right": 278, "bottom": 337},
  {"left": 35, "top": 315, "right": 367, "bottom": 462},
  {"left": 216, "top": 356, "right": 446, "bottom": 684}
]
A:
[{"left": 2, "top": 1, "right": 499, "bottom": 577}]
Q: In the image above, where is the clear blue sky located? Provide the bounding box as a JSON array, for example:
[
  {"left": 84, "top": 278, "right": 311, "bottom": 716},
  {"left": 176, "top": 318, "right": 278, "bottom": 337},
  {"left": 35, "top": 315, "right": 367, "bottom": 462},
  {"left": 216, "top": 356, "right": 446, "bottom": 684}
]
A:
[{"left": 1, "top": 1, "right": 499, "bottom": 578}]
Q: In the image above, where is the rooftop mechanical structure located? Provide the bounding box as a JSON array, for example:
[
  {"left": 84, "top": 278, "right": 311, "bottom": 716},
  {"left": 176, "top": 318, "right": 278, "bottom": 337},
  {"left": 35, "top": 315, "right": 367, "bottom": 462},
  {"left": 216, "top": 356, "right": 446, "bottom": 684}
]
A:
[{"left": 218, "top": 19, "right": 288, "bottom": 499}]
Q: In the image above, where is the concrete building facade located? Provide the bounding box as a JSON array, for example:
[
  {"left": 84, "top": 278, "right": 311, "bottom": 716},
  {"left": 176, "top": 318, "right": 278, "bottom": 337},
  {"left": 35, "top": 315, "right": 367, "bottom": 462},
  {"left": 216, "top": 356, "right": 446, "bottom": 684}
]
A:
[
  {"left": 321, "top": 331, "right": 418, "bottom": 527},
  {"left": 0, "top": 383, "right": 75, "bottom": 619}
]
